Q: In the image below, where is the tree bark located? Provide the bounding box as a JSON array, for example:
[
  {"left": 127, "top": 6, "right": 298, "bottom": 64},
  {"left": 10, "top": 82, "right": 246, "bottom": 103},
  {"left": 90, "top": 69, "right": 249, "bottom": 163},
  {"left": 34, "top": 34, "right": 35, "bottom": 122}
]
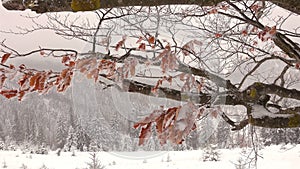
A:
[{"left": 2, "top": 0, "right": 300, "bottom": 14}]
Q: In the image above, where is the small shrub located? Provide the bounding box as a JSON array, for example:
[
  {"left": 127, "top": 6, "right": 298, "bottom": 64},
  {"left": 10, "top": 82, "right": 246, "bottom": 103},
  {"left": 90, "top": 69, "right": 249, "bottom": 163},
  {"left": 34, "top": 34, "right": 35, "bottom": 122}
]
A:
[
  {"left": 166, "top": 153, "right": 172, "bottom": 162},
  {"left": 202, "top": 144, "right": 221, "bottom": 162},
  {"left": 39, "top": 164, "right": 49, "bottom": 169},
  {"left": 20, "top": 163, "right": 28, "bottom": 169},
  {"left": 234, "top": 157, "right": 246, "bottom": 169},
  {"left": 2, "top": 160, "right": 7, "bottom": 168},
  {"left": 86, "top": 153, "right": 105, "bottom": 169}
]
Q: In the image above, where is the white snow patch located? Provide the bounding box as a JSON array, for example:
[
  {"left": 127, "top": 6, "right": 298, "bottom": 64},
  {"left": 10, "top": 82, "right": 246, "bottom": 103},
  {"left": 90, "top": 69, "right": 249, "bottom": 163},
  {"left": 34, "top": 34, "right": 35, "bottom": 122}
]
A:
[
  {"left": 251, "top": 105, "right": 292, "bottom": 119},
  {"left": 1, "top": 145, "right": 300, "bottom": 169}
]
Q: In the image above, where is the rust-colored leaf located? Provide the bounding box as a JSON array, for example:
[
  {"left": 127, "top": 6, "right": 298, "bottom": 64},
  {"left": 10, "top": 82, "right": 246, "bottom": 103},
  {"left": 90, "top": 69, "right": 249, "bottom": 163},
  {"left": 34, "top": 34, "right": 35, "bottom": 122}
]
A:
[
  {"left": 250, "top": 4, "right": 262, "bottom": 13},
  {"left": 18, "top": 74, "right": 29, "bottom": 88},
  {"left": 9, "top": 64, "right": 15, "bottom": 69},
  {"left": 62, "top": 55, "right": 70, "bottom": 64},
  {"left": 138, "top": 43, "right": 146, "bottom": 51},
  {"left": 19, "top": 64, "right": 26, "bottom": 70},
  {"left": 269, "top": 26, "right": 276, "bottom": 35},
  {"left": 136, "top": 36, "right": 143, "bottom": 44},
  {"left": 18, "top": 90, "right": 26, "bottom": 101},
  {"left": 1, "top": 53, "right": 11, "bottom": 64},
  {"left": 40, "top": 50, "right": 45, "bottom": 56},
  {"left": 215, "top": 33, "right": 222, "bottom": 38},
  {"left": 208, "top": 8, "right": 218, "bottom": 14},
  {"left": 0, "top": 90, "right": 18, "bottom": 99},
  {"left": 0, "top": 74, "right": 6, "bottom": 89},
  {"left": 57, "top": 68, "right": 73, "bottom": 92},
  {"left": 115, "top": 36, "right": 126, "bottom": 51},
  {"left": 241, "top": 30, "right": 248, "bottom": 36},
  {"left": 182, "top": 41, "right": 193, "bottom": 56},
  {"left": 69, "top": 61, "right": 76, "bottom": 67},
  {"left": 35, "top": 74, "right": 46, "bottom": 91},
  {"left": 29, "top": 73, "right": 40, "bottom": 87},
  {"left": 220, "top": 5, "right": 228, "bottom": 11},
  {"left": 148, "top": 36, "right": 155, "bottom": 44},
  {"left": 135, "top": 103, "right": 199, "bottom": 146},
  {"left": 138, "top": 123, "right": 152, "bottom": 146}
]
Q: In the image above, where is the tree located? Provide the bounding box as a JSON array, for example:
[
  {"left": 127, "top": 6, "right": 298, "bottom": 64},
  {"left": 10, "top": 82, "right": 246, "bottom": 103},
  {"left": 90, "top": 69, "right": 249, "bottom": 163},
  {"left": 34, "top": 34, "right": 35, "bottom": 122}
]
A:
[
  {"left": 64, "top": 126, "right": 77, "bottom": 152},
  {"left": 0, "top": 0, "right": 299, "bottom": 147},
  {"left": 56, "top": 114, "right": 68, "bottom": 149}
]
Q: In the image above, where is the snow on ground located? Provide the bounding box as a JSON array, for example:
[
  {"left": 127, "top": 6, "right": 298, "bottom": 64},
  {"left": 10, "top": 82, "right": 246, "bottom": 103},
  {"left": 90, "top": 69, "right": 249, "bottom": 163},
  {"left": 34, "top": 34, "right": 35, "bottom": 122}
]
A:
[{"left": 0, "top": 145, "right": 300, "bottom": 169}]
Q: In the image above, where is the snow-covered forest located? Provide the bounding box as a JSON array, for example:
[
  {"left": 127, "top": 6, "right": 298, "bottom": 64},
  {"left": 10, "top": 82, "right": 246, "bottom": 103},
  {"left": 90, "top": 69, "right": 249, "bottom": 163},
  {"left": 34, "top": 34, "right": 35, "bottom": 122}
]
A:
[
  {"left": 1, "top": 86, "right": 300, "bottom": 153},
  {"left": 0, "top": 0, "right": 300, "bottom": 168}
]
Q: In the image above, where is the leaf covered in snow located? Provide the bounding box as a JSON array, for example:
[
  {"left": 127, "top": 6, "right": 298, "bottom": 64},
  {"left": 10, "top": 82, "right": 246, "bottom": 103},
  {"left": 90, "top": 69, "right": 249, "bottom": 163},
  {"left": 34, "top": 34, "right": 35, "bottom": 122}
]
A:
[{"left": 134, "top": 102, "right": 202, "bottom": 145}]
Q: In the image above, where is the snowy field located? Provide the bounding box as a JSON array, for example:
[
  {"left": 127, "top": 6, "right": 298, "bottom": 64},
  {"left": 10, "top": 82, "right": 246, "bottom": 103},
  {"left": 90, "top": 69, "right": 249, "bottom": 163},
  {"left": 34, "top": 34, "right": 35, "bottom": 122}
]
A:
[{"left": 0, "top": 145, "right": 300, "bottom": 169}]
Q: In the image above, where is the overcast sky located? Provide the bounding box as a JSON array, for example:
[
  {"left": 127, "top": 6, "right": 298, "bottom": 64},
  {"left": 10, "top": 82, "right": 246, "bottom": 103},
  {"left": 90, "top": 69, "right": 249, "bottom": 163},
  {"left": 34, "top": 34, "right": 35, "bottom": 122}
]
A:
[
  {"left": 0, "top": 3, "right": 299, "bottom": 72},
  {"left": 0, "top": 4, "right": 88, "bottom": 70}
]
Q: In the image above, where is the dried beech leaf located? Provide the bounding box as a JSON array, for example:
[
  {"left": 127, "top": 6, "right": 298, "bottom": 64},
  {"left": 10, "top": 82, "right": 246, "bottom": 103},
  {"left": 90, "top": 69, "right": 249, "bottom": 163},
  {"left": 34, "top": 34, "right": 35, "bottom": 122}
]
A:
[
  {"left": 0, "top": 90, "right": 18, "bottom": 99},
  {"left": 138, "top": 123, "right": 152, "bottom": 146},
  {"left": 1, "top": 53, "right": 11, "bottom": 64},
  {"left": 138, "top": 43, "right": 146, "bottom": 51},
  {"left": 148, "top": 36, "right": 155, "bottom": 44}
]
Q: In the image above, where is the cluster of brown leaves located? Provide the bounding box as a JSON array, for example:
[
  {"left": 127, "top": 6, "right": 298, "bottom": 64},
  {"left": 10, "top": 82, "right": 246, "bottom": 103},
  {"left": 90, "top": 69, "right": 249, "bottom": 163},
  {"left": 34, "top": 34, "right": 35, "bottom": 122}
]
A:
[
  {"left": 204, "top": 3, "right": 229, "bottom": 15},
  {"left": 136, "top": 35, "right": 156, "bottom": 51},
  {"left": 0, "top": 53, "right": 77, "bottom": 101},
  {"left": 181, "top": 40, "right": 203, "bottom": 56},
  {"left": 151, "top": 73, "right": 204, "bottom": 94},
  {"left": 180, "top": 73, "right": 204, "bottom": 93},
  {"left": 0, "top": 53, "right": 115, "bottom": 101},
  {"left": 115, "top": 36, "right": 126, "bottom": 51},
  {"left": 155, "top": 44, "right": 178, "bottom": 73},
  {"left": 76, "top": 57, "right": 117, "bottom": 82},
  {"left": 250, "top": 3, "right": 263, "bottom": 13},
  {"left": 115, "top": 57, "right": 138, "bottom": 81},
  {"left": 134, "top": 102, "right": 204, "bottom": 145},
  {"left": 258, "top": 26, "right": 276, "bottom": 42},
  {"left": 151, "top": 76, "right": 173, "bottom": 94}
]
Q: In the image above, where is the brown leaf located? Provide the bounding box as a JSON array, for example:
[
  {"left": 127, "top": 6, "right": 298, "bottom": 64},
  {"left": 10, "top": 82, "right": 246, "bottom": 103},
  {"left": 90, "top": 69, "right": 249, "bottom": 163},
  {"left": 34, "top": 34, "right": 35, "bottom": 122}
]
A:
[
  {"left": 148, "top": 36, "right": 155, "bottom": 44},
  {"left": 40, "top": 50, "right": 45, "bottom": 56},
  {"left": 18, "top": 74, "right": 29, "bottom": 88},
  {"left": 211, "top": 110, "right": 219, "bottom": 118},
  {"left": 0, "top": 90, "right": 18, "bottom": 99},
  {"left": 1, "top": 53, "right": 11, "bottom": 64},
  {"left": 19, "top": 64, "right": 26, "bottom": 70},
  {"left": 62, "top": 55, "right": 70, "bottom": 64},
  {"left": 136, "top": 36, "right": 143, "bottom": 44},
  {"left": 18, "top": 90, "right": 26, "bottom": 101},
  {"left": 208, "top": 8, "right": 218, "bottom": 14},
  {"left": 134, "top": 109, "right": 163, "bottom": 128},
  {"left": 241, "top": 30, "right": 248, "bottom": 36},
  {"left": 69, "top": 61, "right": 76, "bottom": 67},
  {"left": 115, "top": 36, "right": 126, "bottom": 51},
  {"left": 269, "top": 26, "right": 276, "bottom": 35},
  {"left": 0, "top": 74, "right": 6, "bottom": 89},
  {"left": 138, "top": 43, "right": 146, "bottom": 51},
  {"left": 215, "top": 33, "right": 222, "bottom": 38},
  {"left": 57, "top": 68, "right": 73, "bottom": 92},
  {"left": 138, "top": 123, "right": 152, "bottom": 146},
  {"left": 29, "top": 73, "right": 40, "bottom": 87},
  {"left": 182, "top": 42, "right": 192, "bottom": 56}
]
